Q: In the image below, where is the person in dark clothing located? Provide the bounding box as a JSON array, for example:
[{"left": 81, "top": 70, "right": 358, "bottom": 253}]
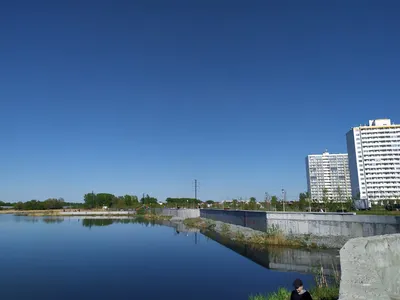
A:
[{"left": 290, "top": 279, "right": 313, "bottom": 300}]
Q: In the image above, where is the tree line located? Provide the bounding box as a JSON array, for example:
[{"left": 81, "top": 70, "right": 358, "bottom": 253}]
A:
[
  {"left": 83, "top": 193, "right": 158, "bottom": 209},
  {"left": 165, "top": 198, "right": 201, "bottom": 207},
  {"left": 12, "top": 198, "right": 84, "bottom": 210},
  {"left": 0, "top": 200, "right": 14, "bottom": 207}
]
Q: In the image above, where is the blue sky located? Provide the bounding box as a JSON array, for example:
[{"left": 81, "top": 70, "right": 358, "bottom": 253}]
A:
[{"left": 1, "top": 1, "right": 399, "bottom": 202}]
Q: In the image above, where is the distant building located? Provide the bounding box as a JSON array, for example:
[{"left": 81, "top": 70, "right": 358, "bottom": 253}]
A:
[
  {"left": 306, "top": 151, "right": 351, "bottom": 202},
  {"left": 346, "top": 119, "right": 400, "bottom": 203},
  {"left": 0, "top": 206, "right": 13, "bottom": 210}
]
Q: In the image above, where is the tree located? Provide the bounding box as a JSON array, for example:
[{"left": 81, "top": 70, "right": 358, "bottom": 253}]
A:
[
  {"left": 123, "top": 195, "right": 139, "bottom": 207},
  {"left": 231, "top": 199, "right": 238, "bottom": 209},
  {"left": 165, "top": 197, "right": 200, "bottom": 208},
  {"left": 0, "top": 201, "right": 13, "bottom": 207},
  {"left": 84, "top": 192, "right": 97, "bottom": 208},
  {"left": 271, "top": 196, "right": 278, "bottom": 210},
  {"left": 140, "top": 194, "right": 158, "bottom": 206},
  {"left": 322, "top": 188, "right": 329, "bottom": 211},
  {"left": 298, "top": 192, "right": 308, "bottom": 211},
  {"left": 248, "top": 197, "right": 257, "bottom": 210}
]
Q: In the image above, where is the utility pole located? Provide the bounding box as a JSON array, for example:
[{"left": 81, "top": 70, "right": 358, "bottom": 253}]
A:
[
  {"left": 282, "top": 189, "right": 286, "bottom": 212},
  {"left": 265, "top": 192, "right": 270, "bottom": 211},
  {"left": 194, "top": 179, "right": 198, "bottom": 201}
]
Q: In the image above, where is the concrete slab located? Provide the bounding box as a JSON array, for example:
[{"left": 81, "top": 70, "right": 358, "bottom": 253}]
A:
[{"left": 339, "top": 234, "right": 400, "bottom": 300}]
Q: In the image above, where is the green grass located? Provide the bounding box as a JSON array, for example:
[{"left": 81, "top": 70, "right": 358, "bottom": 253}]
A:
[
  {"left": 249, "top": 286, "right": 339, "bottom": 300},
  {"left": 249, "top": 288, "right": 290, "bottom": 300},
  {"left": 250, "top": 264, "right": 340, "bottom": 300},
  {"left": 355, "top": 210, "right": 400, "bottom": 215}
]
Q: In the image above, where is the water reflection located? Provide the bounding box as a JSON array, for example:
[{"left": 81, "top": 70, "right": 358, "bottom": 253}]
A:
[
  {"left": 42, "top": 217, "right": 65, "bottom": 224},
  {"left": 202, "top": 230, "right": 341, "bottom": 277},
  {"left": 10, "top": 215, "right": 339, "bottom": 278},
  {"left": 81, "top": 217, "right": 161, "bottom": 228}
]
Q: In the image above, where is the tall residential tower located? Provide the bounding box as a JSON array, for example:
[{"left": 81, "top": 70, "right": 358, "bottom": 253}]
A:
[
  {"left": 346, "top": 119, "right": 400, "bottom": 203},
  {"left": 306, "top": 151, "right": 351, "bottom": 202}
]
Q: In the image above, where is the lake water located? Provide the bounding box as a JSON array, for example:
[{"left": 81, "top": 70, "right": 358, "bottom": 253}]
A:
[{"left": 0, "top": 215, "right": 340, "bottom": 300}]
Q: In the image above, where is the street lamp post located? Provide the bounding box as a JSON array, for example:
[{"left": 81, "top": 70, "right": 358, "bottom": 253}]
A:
[{"left": 282, "top": 189, "right": 286, "bottom": 212}]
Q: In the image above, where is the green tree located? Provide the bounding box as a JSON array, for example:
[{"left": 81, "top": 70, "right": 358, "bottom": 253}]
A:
[
  {"left": 271, "top": 196, "right": 278, "bottom": 210},
  {"left": 14, "top": 202, "right": 24, "bottom": 210},
  {"left": 298, "top": 192, "right": 308, "bottom": 211},
  {"left": 322, "top": 188, "right": 329, "bottom": 211},
  {"left": 165, "top": 197, "right": 200, "bottom": 208},
  {"left": 248, "top": 197, "right": 257, "bottom": 210},
  {"left": 83, "top": 192, "right": 97, "bottom": 208},
  {"left": 123, "top": 195, "right": 139, "bottom": 207},
  {"left": 231, "top": 199, "right": 238, "bottom": 209},
  {"left": 140, "top": 194, "right": 158, "bottom": 206}
]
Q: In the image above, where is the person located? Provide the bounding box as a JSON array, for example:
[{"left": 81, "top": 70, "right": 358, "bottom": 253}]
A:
[{"left": 290, "top": 279, "right": 312, "bottom": 300}]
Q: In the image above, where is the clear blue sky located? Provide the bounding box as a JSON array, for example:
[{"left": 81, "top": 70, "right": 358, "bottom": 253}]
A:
[{"left": 1, "top": 1, "right": 399, "bottom": 203}]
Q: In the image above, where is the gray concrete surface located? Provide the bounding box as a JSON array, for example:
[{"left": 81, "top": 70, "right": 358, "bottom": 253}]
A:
[
  {"left": 200, "top": 209, "right": 400, "bottom": 238},
  {"left": 158, "top": 208, "right": 200, "bottom": 219},
  {"left": 339, "top": 234, "right": 400, "bottom": 300},
  {"left": 200, "top": 209, "right": 266, "bottom": 231},
  {"left": 267, "top": 212, "right": 400, "bottom": 238}
]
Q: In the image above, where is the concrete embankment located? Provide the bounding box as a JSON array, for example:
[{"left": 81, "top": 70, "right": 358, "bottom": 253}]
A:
[
  {"left": 339, "top": 234, "right": 400, "bottom": 300},
  {"left": 156, "top": 208, "right": 200, "bottom": 220},
  {"left": 200, "top": 209, "right": 400, "bottom": 248}
]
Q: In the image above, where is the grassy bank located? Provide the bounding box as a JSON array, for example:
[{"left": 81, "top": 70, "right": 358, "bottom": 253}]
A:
[
  {"left": 183, "top": 218, "right": 312, "bottom": 249},
  {"left": 139, "top": 214, "right": 172, "bottom": 221},
  {"left": 250, "top": 265, "right": 340, "bottom": 300}
]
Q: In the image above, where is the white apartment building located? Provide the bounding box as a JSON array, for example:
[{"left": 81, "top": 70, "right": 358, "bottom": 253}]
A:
[
  {"left": 346, "top": 119, "right": 400, "bottom": 203},
  {"left": 306, "top": 151, "right": 352, "bottom": 202}
]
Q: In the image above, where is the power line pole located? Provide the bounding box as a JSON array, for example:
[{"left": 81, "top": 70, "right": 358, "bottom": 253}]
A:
[
  {"left": 282, "top": 189, "right": 286, "bottom": 212},
  {"left": 265, "top": 192, "right": 270, "bottom": 211},
  {"left": 194, "top": 179, "right": 198, "bottom": 201}
]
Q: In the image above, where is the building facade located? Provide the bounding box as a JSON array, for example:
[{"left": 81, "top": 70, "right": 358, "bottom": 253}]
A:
[
  {"left": 346, "top": 119, "right": 400, "bottom": 203},
  {"left": 306, "top": 151, "right": 352, "bottom": 202}
]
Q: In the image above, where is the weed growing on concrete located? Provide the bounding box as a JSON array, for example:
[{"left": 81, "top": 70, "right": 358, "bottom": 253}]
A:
[
  {"left": 183, "top": 217, "right": 206, "bottom": 229},
  {"left": 142, "top": 214, "right": 172, "bottom": 221},
  {"left": 265, "top": 224, "right": 282, "bottom": 236},
  {"left": 233, "top": 230, "right": 246, "bottom": 242},
  {"left": 220, "top": 223, "right": 231, "bottom": 236}
]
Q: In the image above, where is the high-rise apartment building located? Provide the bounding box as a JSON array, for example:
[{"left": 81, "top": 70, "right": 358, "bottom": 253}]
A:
[
  {"left": 306, "top": 151, "right": 351, "bottom": 202},
  {"left": 346, "top": 119, "right": 400, "bottom": 203}
]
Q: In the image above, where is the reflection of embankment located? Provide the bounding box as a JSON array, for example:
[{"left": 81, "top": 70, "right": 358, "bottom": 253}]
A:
[
  {"left": 42, "top": 217, "right": 65, "bottom": 224},
  {"left": 202, "top": 230, "right": 340, "bottom": 276},
  {"left": 81, "top": 218, "right": 156, "bottom": 228},
  {"left": 159, "top": 220, "right": 200, "bottom": 233},
  {"left": 80, "top": 218, "right": 200, "bottom": 233}
]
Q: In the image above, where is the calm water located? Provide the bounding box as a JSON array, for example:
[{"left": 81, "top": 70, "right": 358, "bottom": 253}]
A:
[{"left": 0, "top": 215, "right": 339, "bottom": 300}]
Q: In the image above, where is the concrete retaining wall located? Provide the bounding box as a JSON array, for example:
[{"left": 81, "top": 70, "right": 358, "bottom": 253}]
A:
[
  {"left": 200, "top": 209, "right": 266, "bottom": 231},
  {"left": 267, "top": 212, "right": 400, "bottom": 238},
  {"left": 160, "top": 208, "right": 200, "bottom": 219},
  {"left": 339, "top": 234, "right": 400, "bottom": 300},
  {"left": 200, "top": 209, "right": 400, "bottom": 238}
]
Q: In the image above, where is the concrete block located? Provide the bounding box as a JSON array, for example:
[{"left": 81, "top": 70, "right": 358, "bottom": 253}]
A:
[{"left": 339, "top": 234, "right": 400, "bottom": 300}]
